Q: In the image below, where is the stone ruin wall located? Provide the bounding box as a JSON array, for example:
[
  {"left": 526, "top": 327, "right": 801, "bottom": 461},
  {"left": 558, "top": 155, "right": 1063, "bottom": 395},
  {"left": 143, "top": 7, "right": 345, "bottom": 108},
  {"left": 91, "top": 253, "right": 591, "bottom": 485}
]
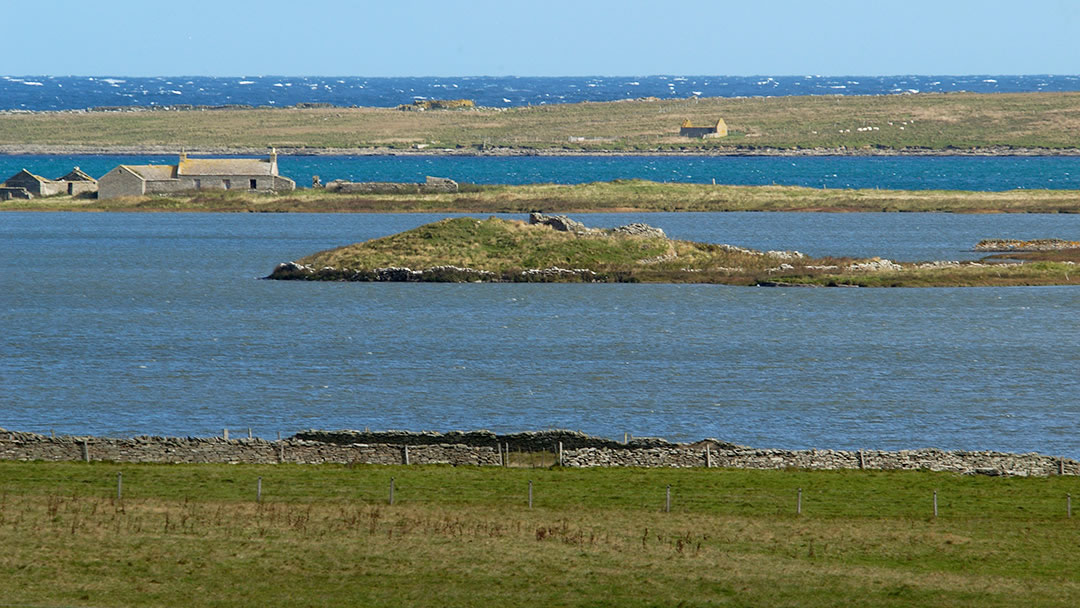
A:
[
  {"left": 0, "top": 429, "right": 1076, "bottom": 477},
  {"left": 325, "top": 176, "right": 458, "bottom": 194}
]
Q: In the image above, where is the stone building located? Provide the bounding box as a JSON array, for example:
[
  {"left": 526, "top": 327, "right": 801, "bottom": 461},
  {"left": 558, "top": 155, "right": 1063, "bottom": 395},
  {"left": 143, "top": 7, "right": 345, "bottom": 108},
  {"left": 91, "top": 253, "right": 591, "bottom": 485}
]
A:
[
  {"left": 98, "top": 150, "right": 295, "bottom": 199},
  {"left": 0, "top": 167, "right": 98, "bottom": 199},
  {"left": 679, "top": 118, "right": 728, "bottom": 138},
  {"left": 56, "top": 167, "right": 98, "bottom": 195}
]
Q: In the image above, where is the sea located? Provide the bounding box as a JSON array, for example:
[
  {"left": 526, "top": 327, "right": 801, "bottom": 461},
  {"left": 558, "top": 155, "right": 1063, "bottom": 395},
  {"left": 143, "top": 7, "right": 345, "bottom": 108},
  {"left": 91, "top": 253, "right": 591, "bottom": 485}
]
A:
[
  {"left": 4, "top": 154, "right": 1080, "bottom": 192},
  {"left": 3, "top": 74, "right": 1080, "bottom": 111},
  {"left": 3, "top": 75, "right": 1080, "bottom": 455}
]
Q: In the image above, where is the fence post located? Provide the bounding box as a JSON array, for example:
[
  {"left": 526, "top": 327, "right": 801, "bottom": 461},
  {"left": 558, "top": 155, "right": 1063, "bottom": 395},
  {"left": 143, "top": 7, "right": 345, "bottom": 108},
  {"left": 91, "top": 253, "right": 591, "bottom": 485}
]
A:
[
  {"left": 248, "top": 428, "right": 252, "bottom": 439},
  {"left": 705, "top": 445, "right": 712, "bottom": 468},
  {"left": 403, "top": 445, "right": 410, "bottom": 466},
  {"left": 558, "top": 441, "right": 564, "bottom": 466},
  {"left": 1059, "top": 458, "right": 1065, "bottom": 476},
  {"left": 797, "top": 488, "right": 802, "bottom": 515},
  {"left": 858, "top": 449, "right": 864, "bottom": 470},
  {"left": 277, "top": 430, "right": 281, "bottom": 441},
  {"left": 623, "top": 432, "right": 628, "bottom": 444},
  {"left": 117, "top": 472, "right": 123, "bottom": 501},
  {"left": 256, "top": 477, "right": 262, "bottom": 503},
  {"left": 933, "top": 490, "right": 938, "bottom": 518},
  {"left": 81, "top": 439, "right": 90, "bottom": 463},
  {"left": 389, "top": 477, "right": 396, "bottom": 505},
  {"left": 223, "top": 428, "right": 229, "bottom": 441},
  {"left": 665, "top": 485, "right": 671, "bottom": 513},
  {"left": 528, "top": 480, "right": 533, "bottom": 509}
]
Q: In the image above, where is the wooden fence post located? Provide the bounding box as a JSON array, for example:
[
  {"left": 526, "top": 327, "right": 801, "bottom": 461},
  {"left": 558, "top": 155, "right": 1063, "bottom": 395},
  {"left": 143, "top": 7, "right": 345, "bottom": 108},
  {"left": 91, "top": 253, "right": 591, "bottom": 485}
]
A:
[
  {"left": 223, "top": 428, "right": 229, "bottom": 441},
  {"left": 528, "top": 480, "right": 533, "bottom": 509},
  {"left": 933, "top": 490, "right": 938, "bottom": 518},
  {"left": 558, "top": 441, "right": 563, "bottom": 466},
  {"left": 117, "top": 472, "right": 123, "bottom": 501},
  {"left": 256, "top": 477, "right": 262, "bottom": 503},
  {"left": 705, "top": 445, "right": 712, "bottom": 468},
  {"left": 797, "top": 488, "right": 802, "bottom": 515},
  {"left": 665, "top": 485, "right": 671, "bottom": 513},
  {"left": 403, "top": 445, "right": 410, "bottom": 466},
  {"left": 81, "top": 439, "right": 90, "bottom": 463}
]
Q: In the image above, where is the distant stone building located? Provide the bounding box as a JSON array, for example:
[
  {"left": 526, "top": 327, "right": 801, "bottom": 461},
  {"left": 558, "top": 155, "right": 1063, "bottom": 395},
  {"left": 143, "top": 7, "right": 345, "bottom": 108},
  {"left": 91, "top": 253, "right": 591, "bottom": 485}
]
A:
[
  {"left": 0, "top": 167, "right": 98, "bottom": 200},
  {"left": 679, "top": 118, "right": 728, "bottom": 139},
  {"left": 98, "top": 150, "right": 295, "bottom": 199}
]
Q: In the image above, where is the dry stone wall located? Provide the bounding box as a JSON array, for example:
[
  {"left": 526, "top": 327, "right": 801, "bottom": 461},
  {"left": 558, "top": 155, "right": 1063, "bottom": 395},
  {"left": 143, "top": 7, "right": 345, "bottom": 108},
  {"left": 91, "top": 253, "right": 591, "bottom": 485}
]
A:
[
  {"left": 562, "top": 446, "right": 1077, "bottom": 477},
  {"left": 325, "top": 176, "right": 458, "bottom": 194},
  {"left": 0, "top": 429, "right": 1075, "bottom": 477}
]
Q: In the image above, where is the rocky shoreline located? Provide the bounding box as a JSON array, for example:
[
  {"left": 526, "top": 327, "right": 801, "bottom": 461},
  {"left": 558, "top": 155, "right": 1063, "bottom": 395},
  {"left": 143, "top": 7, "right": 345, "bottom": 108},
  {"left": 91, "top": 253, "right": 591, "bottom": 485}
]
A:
[
  {"left": 974, "top": 238, "right": 1080, "bottom": 252},
  {"left": 2, "top": 144, "right": 1080, "bottom": 158},
  {"left": 266, "top": 214, "right": 1080, "bottom": 287},
  {"left": 1, "top": 427, "right": 1074, "bottom": 476}
]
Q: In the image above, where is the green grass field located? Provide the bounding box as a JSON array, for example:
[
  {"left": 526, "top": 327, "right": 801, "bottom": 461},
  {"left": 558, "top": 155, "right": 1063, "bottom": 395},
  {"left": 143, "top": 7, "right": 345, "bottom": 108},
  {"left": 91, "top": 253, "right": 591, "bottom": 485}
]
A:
[
  {"left": 6, "top": 180, "right": 1080, "bottom": 214},
  {"left": 3, "top": 92, "right": 1080, "bottom": 152},
  {"left": 1, "top": 461, "right": 1077, "bottom": 607}
]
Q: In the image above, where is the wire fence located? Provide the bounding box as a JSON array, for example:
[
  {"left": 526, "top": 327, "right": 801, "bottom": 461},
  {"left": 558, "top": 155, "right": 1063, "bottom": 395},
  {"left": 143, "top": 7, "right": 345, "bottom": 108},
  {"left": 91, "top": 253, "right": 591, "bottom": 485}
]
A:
[{"left": 7, "top": 465, "right": 1079, "bottom": 523}]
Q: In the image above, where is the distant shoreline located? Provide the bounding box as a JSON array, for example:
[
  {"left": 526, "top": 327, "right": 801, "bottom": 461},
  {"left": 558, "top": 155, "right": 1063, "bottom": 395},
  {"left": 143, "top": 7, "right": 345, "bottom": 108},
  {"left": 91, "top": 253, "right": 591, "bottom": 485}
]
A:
[{"left": 2, "top": 144, "right": 1080, "bottom": 157}]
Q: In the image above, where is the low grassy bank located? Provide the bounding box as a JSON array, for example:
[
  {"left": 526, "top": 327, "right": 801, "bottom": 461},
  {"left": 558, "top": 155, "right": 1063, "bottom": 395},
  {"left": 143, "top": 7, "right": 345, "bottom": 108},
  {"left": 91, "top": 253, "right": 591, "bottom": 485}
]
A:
[
  {"left": 271, "top": 216, "right": 1080, "bottom": 287},
  {"left": 1, "top": 461, "right": 1077, "bottom": 607},
  {"left": 6, "top": 180, "right": 1080, "bottom": 213},
  {"left": 2, "top": 92, "right": 1080, "bottom": 153}
]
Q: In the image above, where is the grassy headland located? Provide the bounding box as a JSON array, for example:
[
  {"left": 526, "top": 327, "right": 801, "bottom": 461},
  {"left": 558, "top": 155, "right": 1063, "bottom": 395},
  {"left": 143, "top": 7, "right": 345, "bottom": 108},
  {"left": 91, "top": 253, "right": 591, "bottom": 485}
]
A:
[
  {"left": 2, "top": 92, "right": 1080, "bottom": 153},
  {"left": 1, "top": 461, "right": 1078, "bottom": 607},
  {"left": 6, "top": 180, "right": 1080, "bottom": 214},
  {"left": 270, "top": 216, "right": 1080, "bottom": 287}
]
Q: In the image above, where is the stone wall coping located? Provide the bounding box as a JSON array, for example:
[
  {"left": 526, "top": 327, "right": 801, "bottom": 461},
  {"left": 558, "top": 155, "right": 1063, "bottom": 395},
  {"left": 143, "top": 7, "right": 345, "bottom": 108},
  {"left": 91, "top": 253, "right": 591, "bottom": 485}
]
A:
[{"left": 1, "top": 428, "right": 1075, "bottom": 476}]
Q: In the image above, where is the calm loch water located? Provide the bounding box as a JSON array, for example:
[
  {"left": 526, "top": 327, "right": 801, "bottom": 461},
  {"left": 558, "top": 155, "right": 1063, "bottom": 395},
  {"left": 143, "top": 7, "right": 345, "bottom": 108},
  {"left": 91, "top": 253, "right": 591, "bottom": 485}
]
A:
[{"left": 2, "top": 211, "right": 1079, "bottom": 456}]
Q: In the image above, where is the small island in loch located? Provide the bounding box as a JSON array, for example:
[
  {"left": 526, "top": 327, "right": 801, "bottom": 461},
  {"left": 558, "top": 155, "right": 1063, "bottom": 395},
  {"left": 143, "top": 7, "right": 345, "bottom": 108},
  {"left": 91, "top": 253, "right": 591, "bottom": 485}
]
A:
[{"left": 268, "top": 214, "right": 1080, "bottom": 287}]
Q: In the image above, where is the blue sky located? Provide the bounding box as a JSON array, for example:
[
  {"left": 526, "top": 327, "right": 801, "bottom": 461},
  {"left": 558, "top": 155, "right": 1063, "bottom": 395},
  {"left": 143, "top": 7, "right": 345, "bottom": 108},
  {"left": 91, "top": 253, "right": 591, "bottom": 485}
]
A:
[{"left": 4, "top": 0, "right": 1078, "bottom": 76}]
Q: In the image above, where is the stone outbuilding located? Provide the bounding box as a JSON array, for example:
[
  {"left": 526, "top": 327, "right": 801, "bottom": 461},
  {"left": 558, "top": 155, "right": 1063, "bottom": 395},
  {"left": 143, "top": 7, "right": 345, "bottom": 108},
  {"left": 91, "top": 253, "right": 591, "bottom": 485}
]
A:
[
  {"left": 97, "top": 150, "right": 295, "bottom": 199},
  {"left": 0, "top": 167, "right": 98, "bottom": 199},
  {"left": 56, "top": 167, "right": 98, "bottom": 195},
  {"left": 679, "top": 118, "right": 728, "bottom": 138}
]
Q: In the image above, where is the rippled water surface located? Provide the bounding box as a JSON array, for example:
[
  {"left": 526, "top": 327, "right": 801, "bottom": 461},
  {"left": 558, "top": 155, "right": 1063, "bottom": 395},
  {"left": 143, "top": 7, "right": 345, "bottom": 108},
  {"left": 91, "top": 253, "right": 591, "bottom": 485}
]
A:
[
  {"left": 4, "top": 155, "right": 1080, "bottom": 192},
  {"left": 3, "top": 212, "right": 1079, "bottom": 455},
  {"left": 5, "top": 75, "right": 1078, "bottom": 111}
]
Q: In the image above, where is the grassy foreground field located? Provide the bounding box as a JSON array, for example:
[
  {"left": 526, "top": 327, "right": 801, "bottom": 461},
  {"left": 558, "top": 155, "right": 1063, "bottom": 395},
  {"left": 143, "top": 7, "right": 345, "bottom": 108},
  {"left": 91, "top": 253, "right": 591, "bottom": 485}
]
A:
[
  {"left": 1, "top": 461, "right": 1078, "bottom": 607},
  {"left": 3, "top": 92, "right": 1080, "bottom": 152},
  {"left": 6, "top": 180, "right": 1080, "bottom": 214}
]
